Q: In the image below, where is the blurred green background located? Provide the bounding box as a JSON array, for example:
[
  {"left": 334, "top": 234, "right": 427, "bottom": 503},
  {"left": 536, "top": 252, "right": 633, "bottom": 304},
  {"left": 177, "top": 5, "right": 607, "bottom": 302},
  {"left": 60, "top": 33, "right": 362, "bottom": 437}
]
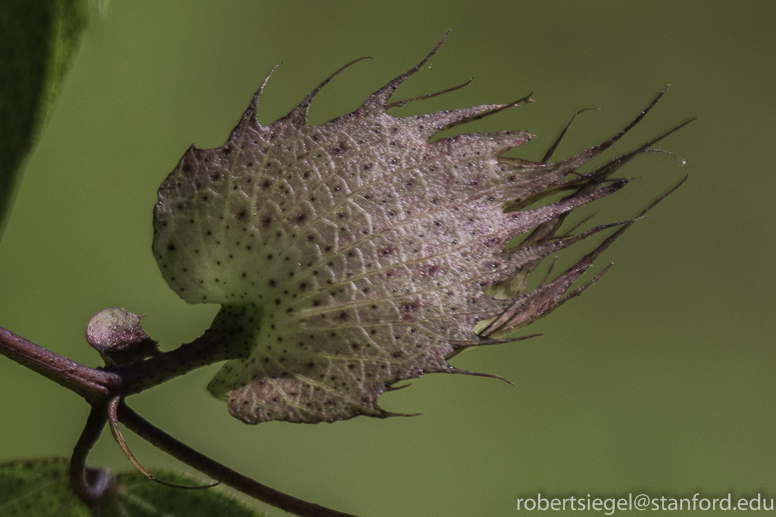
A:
[{"left": 1, "top": 1, "right": 774, "bottom": 516}]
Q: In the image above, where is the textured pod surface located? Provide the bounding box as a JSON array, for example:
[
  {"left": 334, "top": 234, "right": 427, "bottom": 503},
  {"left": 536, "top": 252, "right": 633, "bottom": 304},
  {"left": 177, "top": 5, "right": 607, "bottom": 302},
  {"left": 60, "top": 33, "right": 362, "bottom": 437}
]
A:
[{"left": 153, "top": 38, "right": 683, "bottom": 424}]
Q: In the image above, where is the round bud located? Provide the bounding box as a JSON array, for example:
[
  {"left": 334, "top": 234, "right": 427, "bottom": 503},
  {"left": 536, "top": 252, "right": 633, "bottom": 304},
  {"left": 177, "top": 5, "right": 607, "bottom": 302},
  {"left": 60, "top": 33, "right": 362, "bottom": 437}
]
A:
[{"left": 86, "top": 308, "right": 159, "bottom": 366}]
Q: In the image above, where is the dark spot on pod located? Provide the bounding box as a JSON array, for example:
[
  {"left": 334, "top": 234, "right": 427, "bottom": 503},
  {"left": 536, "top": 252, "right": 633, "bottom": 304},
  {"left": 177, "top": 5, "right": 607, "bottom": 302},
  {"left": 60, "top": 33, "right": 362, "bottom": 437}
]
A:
[
  {"left": 330, "top": 140, "right": 349, "bottom": 155},
  {"left": 421, "top": 264, "right": 439, "bottom": 277},
  {"left": 402, "top": 302, "right": 418, "bottom": 321}
]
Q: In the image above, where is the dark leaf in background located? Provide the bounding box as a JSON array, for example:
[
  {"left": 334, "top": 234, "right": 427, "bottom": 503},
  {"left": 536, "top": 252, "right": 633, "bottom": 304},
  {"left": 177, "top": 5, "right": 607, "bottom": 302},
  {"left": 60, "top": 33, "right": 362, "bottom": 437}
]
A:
[{"left": 0, "top": 0, "right": 91, "bottom": 241}]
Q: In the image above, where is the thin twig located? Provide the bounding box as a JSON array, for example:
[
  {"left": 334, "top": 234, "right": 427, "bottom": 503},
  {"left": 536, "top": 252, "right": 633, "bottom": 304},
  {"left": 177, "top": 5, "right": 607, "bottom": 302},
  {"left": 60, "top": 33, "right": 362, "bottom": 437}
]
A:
[
  {"left": 0, "top": 326, "right": 119, "bottom": 403},
  {"left": 117, "top": 401, "right": 360, "bottom": 517},
  {"left": 70, "top": 402, "right": 112, "bottom": 506}
]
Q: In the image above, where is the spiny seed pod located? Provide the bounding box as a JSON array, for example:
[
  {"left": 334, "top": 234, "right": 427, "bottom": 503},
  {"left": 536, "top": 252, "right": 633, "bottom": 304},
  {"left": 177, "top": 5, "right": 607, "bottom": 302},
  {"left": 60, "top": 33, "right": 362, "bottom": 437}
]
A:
[{"left": 152, "top": 36, "right": 689, "bottom": 424}]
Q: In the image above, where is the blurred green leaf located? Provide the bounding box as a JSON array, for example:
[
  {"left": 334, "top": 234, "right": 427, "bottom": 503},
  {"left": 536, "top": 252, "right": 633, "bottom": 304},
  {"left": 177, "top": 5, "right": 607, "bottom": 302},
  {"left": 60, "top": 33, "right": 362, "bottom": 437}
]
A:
[
  {"left": 0, "top": 457, "right": 271, "bottom": 517},
  {"left": 0, "top": 0, "right": 92, "bottom": 241},
  {"left": 0, "top": 457, "right": 88, "bottom": 517}
]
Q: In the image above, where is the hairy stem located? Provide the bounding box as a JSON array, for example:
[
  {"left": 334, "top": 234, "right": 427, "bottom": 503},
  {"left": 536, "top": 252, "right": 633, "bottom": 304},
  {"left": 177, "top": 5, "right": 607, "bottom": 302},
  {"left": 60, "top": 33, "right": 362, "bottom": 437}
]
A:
[
  {"left": 117, "top": 400, "right": 359, "bottom": 517},
  {"left": 0, "top": 326, "right": 119, "bottom": 403},
  {"left": 114, "top": 333, "right": 229, "bottom": 395}
]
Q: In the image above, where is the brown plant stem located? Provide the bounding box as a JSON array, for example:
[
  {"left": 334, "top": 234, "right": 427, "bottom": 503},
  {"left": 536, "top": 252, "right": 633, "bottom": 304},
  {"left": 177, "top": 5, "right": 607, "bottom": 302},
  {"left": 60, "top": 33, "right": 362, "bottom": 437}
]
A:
[
  {"left": 117, "top": 400, "right": 359, "bottom": 517},
  {"left": 0, "top": 326, "right": 120, "bottom": 403},
  {"left": 0, "top": 325, "right": 359, "bottom": 516},
  {"left": 70, "top": 402, "right": 112, "bottom": 505},
  {"left": 0, "top": 323, "right": 225, "bottom": 400}
]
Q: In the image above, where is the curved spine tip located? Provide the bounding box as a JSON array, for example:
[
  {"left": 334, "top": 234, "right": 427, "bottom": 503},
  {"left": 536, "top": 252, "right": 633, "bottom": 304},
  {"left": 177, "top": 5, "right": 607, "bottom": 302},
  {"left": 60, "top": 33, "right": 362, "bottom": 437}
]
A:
[
  {"left": 289, "top": 56, "right": 373, "bottom": 123},
  {"left": 363, "top": 30, "right": 453, "bottom": 110},
  {"left": 108, "top": 397, "right": 218, "bottom": 491},
  {"left": 249, "top": 63, "right": 282, "bottom": 116}
]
